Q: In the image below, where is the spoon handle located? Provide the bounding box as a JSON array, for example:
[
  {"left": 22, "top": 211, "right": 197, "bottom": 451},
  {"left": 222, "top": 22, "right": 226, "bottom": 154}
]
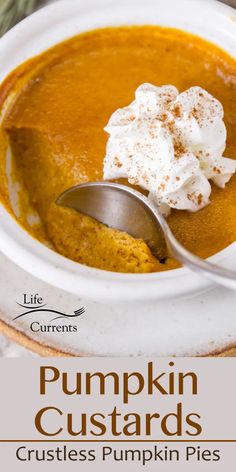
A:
[{"left": 158, "top": 215, "right": 236, "bottom": 290}]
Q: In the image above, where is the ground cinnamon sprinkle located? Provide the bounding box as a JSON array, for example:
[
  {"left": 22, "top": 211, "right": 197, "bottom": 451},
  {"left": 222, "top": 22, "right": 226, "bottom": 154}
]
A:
[
  {"left": 172, "top": 104, "right": 181, "bottom": 118},
  {"left": 174, "top": 140, "right": 186, "bottom": 158},
  {"left": 186, "top": 192, "right": 204, "bottom": 206},
  {"left": 127, "top": 115, "right": 135, "bottom": 121},
  {"left": 197, "top": 193, "right": 203, "bottom": 205},
  {"left": 168, "top": 199, "right": 178, "bottom": 206},
  {"left": 114, "top": 157, "right": 122, "bottom": 168},
  {"left": 158, "top": 183, "right": 166, "bottom": 192},
  {"left": 159, "top": 113, "right": 168, "bottom": 122},
  {"left": 192, "top": 107, "right": 199, "bottom": 120},
  {"left": 129, "top": 177, "right": 139, "bottom": 185},
  {"left": 187, "top": 192, "right": 195, "bottom": 202}
]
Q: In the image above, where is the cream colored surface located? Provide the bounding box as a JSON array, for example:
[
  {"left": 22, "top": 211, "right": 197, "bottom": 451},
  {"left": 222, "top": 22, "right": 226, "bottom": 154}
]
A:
[
  {"left": 0, "top": 249, "right": 236, "bottom": 357},
  {"left": 0, "top": 0, "right": 236, "bottom": 357}
]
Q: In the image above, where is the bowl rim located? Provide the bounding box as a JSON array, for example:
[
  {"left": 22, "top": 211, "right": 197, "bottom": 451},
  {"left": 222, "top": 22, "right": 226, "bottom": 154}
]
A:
[{"left": 0, "top": 0, "right": 235, "bottom": 301}]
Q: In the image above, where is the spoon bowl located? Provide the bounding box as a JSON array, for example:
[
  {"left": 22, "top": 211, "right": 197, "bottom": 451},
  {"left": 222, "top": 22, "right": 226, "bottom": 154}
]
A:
[
  {"left": 57, "top": 182, "right": 236, "bottom": 290},
  {"left": 57, "top": 182, "right": 168, "bottom": 261}
]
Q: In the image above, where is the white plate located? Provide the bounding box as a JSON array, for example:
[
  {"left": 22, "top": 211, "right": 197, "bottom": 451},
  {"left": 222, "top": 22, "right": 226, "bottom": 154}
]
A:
[{"left": 1, "top": 249, "right": 236, "bottom": 356}]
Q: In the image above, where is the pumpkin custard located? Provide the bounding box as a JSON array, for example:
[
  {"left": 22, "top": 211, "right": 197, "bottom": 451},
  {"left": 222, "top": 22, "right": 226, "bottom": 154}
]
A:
[{"left": 1, "top": 26, "right": 236, "bottom": 273}]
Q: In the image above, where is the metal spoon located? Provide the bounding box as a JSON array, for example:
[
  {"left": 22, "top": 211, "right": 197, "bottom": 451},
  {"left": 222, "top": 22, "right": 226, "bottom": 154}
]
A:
[{"left": 57, "top": 181, "right": 236, "bottom": 290}]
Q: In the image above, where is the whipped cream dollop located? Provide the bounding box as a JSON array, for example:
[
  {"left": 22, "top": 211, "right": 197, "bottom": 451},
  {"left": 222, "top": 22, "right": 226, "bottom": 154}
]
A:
[{"left": 103, "top": 84, "right": 236, "bottom": 214}]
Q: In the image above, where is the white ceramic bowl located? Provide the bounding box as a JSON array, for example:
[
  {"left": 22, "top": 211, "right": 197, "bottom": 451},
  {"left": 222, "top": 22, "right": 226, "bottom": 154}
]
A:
[{"left": 0, "top": 0, "right": 236, "bottom": 304}]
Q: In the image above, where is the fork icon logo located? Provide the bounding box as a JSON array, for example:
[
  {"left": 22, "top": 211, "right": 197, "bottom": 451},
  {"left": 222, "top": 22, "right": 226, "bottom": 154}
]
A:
[{"left": 13, "top": 295, "right": 85, "bottom": 324}]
